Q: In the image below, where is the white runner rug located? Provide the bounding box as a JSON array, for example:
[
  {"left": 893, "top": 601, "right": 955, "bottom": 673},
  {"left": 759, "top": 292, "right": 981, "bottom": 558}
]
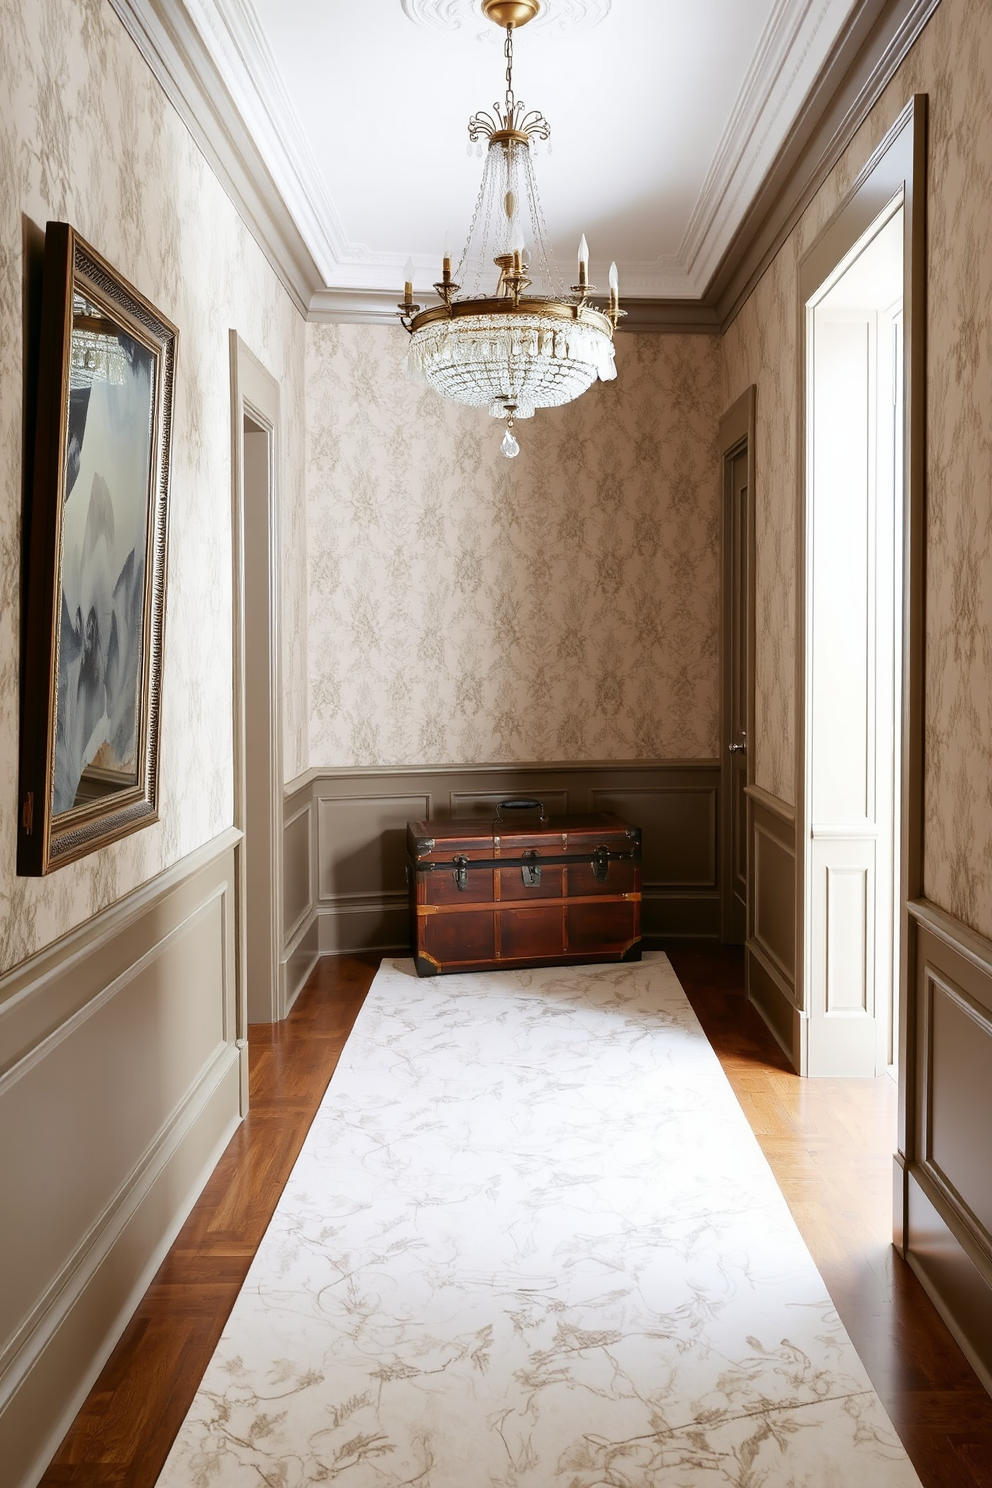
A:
[{"left": 157, "top": 953, "right": 921, "bottom": 1487}]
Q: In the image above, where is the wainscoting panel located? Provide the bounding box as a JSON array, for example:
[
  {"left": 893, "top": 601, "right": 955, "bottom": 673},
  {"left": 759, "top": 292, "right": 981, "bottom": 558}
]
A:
[
  {"left": 0, "top": 831, "right": 242, "bottom": 1488},
  {"left": 280, "top": 786, "right": 319, "bottom": 1014},
  {"left": 805, "top": 835, "right": 878, "bottom": 1077},
  {"left": 283, "top": 802, "right": 311, "bottom": 941},
  {"left": 283, "top": 762, "right": 721, "bottom": 955},
  {"left": 317, "top": 793, "right": 431, "bottom": 902},
  {"left": 903, "top": 902, "right": 992, "bottom": 1393},
  {"left": 746, "top": 786, "right": 802, "bottom": 1070}
]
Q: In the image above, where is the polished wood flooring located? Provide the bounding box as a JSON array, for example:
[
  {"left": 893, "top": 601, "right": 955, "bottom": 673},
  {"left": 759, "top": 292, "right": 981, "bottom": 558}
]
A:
[
  {"left": 41, "top": 946, "right": 992, "bottom": 1487},
  {"left": 666, "top": 942, "right": 992, "bottom": 1488}
]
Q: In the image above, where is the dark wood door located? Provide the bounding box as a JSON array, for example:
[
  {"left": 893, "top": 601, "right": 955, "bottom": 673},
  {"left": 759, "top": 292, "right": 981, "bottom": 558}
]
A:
[
  {"left": 720, "top": 389, "right": 754, "bottom": 946},
  {"left": 726, "top": 446, "right": 749, "bottom": 941}
]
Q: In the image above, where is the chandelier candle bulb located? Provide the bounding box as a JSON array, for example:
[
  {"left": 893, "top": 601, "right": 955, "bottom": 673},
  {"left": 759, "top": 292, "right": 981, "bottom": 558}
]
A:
[
  {"left": 609, "top": 261, "right": 619, "bottom": 311},
  {"left": 578, "top": 234, "right": 589, "bottom": 289},
  {"left": 403, "top": 257, "right": 414, "bottom": 304}
]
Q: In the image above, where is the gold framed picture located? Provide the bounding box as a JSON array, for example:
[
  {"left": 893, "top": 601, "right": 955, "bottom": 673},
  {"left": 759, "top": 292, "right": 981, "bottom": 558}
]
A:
[{"left": 18, "top": 223, "right": 178, "bottom": 875}]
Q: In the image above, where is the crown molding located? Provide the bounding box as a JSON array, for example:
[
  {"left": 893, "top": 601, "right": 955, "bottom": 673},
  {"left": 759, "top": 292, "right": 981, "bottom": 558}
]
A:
[
  {"left": 109, "top": 0, "right": 943, "bottom": 333},
  {"left": 680, "top": 0, "right": 833, "bottom": 293},
  {"left": 183, "top": 0, "right": 347, "bottom": 279},
  {"left": 710, "top": 0, "right": 942, "bottom": 329},
  {"left": 308, "top": 288, "right": 412, "bottom": 326},
  {"left": 309, "top": 288, "right": 722, "bottom": 333},
  {"left": 607, "top": 299, "right": 721, "bottom": 335},
  {"left": 108, "top": 0, "right": 319, "bottom": 315}
]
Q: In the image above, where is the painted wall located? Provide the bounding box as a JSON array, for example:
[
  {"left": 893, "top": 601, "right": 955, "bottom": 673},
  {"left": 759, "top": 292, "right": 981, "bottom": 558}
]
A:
[
  {"left": 722, "top": 0, "right": 992, "bottom": 943},
  {"left": 305, "top": 324, "right": 723, "bottom": 768},
  {"left": 0, "top": 0, "right": 308, "bottom": 976}
]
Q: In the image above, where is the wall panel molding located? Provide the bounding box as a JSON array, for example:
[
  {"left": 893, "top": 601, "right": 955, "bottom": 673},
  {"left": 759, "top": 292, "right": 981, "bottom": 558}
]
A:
[
  {"left": 281, "top": 781, "right": 319, "bottom": 1013},
  {"left": 746, "top": 787, "right": 802, "bottom": 1070},
  {"left": 286, "top": 761, "right": 721, "bottom": 955},
  {"left": 0, "top": 830, "right": 242, "bottom": 1488},
  {"left": 900, "top": 905, "right": 992, "bottom": 1394}
]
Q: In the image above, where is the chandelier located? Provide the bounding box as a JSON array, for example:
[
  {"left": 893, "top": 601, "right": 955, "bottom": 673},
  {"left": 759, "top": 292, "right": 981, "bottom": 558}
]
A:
[{"left": 398, "top": 0, "right": 622, "bottom": 457}]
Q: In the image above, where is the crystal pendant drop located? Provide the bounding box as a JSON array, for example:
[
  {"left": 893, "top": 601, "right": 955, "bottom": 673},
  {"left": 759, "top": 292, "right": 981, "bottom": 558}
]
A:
[{"left": 501, "top": 427, "right": 520, "bottom": 458}]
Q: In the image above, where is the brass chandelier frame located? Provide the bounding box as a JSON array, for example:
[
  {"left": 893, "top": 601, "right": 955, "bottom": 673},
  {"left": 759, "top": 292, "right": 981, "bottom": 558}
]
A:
[{"left": 397, "top": 1, "right": 622, "bottom": 342}]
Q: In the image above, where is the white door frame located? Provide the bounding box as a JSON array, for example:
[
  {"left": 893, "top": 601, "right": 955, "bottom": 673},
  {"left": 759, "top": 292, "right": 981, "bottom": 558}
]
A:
[{"left": 795, "top": 97, "right": 926, "bottom": 1090}]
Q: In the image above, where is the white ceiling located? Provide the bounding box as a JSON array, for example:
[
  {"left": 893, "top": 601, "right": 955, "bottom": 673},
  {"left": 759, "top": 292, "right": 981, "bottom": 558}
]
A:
[{"left": 185, "top": 0, "right": 862, "bottom": 305}]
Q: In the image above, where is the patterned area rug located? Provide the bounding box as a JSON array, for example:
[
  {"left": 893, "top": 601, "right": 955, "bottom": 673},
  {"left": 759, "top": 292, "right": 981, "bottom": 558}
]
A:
[{"left": 157, "top": 953, "right": 921, "bottom": 1486}]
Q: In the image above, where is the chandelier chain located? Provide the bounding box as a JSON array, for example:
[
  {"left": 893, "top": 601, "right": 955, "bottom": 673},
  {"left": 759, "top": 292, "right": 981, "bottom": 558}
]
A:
[
  {"left": 521, "top": 146, "right": 563, "bottom": 297},
  {"left": 504, "top": 26, "right": 514, "bottom": 114}
]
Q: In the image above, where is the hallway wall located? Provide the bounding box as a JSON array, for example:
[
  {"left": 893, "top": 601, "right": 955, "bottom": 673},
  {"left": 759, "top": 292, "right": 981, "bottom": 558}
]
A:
[
  {"left": 0, "top": 1, "right": 308, "bottom": 1482},
  {"left": 724, "top": 0, "right": 992, "bottom": 940},
  {"left": 304, "top": 324, "right": 722, "bottom": 767},
  {"left": 0, "top": 0, "right": 309, "bottom": 979},
  {"left": 722, "top": 0, "right": 992, "bottom": 1392}
]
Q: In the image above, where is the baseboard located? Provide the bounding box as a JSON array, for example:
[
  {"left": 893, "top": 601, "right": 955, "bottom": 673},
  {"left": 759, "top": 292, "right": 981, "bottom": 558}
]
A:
[
  {"left": 746, "top": 939, "right": 803, "bottom": 1072},
  {"left": 642, "top": 890, "right": 721, "bottom": 939},
  {"left": 905, "top": 1168, "right": 992, "bottom": 1399},
  {"left": 313, "top": 885, "right": 722, "bottom": 958},
  {"left": 317, "top": 893, "right": 408, "bottom": 957},
  {"left": 0, "top": 831, "right": 242, "bottom": 1488},
  {"left": 281, "top": 905, "right": 320, "bottom": 1013}
]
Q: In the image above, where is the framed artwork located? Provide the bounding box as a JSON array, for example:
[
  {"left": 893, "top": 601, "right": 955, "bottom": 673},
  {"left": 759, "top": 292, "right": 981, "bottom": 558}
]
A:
[{"left": 17, "top": 223, "right": 178, "bottom": 875}]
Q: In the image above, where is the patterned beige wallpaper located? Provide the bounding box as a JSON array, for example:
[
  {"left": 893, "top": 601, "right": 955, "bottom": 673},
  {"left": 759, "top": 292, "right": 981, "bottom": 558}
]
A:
[
  {"left": 722, "top": 244, "right": 800, "bottom": 805},
  {"left": 916, "top": 0, "right": 992, "bottom": 939},
  {"left": 0, "top": 0, "right": 307, "bottom": 974},
  {"left": 723, "top": 0, "right": 992, "bottom": 937},
  {"left": 305, "top": 325, "right": 723, "bottom": 767}
]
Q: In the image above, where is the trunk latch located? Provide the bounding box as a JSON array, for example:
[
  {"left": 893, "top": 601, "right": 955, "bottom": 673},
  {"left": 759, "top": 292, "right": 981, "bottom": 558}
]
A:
[
  {"left": 453, "top": 855, "right": 470, "bottom": 891},
  {"left": 592, "top": 846, "right": 610, "bottom": 883},
  {"left": 521, "top": 850, "right": 542, "bottom": 888}
]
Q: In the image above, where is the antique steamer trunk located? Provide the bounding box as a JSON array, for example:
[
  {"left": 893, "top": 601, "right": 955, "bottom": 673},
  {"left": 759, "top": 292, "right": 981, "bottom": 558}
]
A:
[{"left": 407, "top": 799, "right": 642, "bottom": 976}]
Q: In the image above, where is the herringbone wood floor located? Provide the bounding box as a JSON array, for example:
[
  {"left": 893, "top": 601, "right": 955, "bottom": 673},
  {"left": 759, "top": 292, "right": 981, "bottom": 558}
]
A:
[{"left": 39, "top": 946, "right": 992, "bottom": 1486}]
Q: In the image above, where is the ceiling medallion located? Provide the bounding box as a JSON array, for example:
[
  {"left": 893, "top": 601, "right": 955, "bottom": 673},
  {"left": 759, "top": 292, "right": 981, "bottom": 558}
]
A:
[
  {"left": 400, "top": 0, "right": 612, "bottom": 38},
  {"left": 397, "top": 1, "right": 622, "bottom": 457}
]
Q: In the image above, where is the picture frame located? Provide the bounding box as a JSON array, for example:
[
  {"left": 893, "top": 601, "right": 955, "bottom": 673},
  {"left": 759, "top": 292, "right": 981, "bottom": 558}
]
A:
[{"left": 17, "top": 223, "right": 178, "bottom": 875}]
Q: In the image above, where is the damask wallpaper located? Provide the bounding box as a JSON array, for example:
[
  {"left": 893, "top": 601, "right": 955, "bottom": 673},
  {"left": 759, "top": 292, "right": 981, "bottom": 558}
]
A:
[
  {"left": 723, "top": 0, "right": 992, "bottom": 937},
  {"left": 722, "top": 246, "right": 799, "bottom": 806},
  {"left": 914, "top": 0, "right": 992, "bottom": 941},
  {"left": 0, "top": 0, "right": 308, "bottom": 974},
  {"left": 305, "top": 325, "right": 722, "bottom": 767}
]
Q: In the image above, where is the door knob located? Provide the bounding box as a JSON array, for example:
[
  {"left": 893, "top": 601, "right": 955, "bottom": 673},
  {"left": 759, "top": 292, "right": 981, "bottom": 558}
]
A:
[{"left": 728, "top": 741, "right": 746, "bottom": 754}]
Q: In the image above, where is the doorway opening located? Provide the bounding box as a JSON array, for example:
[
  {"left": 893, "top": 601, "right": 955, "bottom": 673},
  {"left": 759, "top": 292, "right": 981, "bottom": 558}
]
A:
[
  {"left": 803, "top": 203, "right": 904, "bottom": 1078},
  {"left": 242, "top": 413, "right": 279, "bottom": 1024},
  {"left": 230, "top": 334, "right": 285, "bottom": 1048},
  {"left": 720, "top": 388, "right": 756, "bottom": 946}
]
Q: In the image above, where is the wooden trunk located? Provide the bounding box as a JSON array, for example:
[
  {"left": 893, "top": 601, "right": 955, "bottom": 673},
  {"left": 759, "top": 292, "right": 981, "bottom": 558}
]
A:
[{"left": 407, "top": 801, "right": 642, "bottom": 976}]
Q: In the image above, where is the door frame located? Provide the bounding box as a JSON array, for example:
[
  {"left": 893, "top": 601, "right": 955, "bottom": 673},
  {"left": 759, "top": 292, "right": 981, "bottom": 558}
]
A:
[
  {"left": 230, "top": 332, "right": 285, "bottom": 1067},
  {"left": 719, "top": 386, "right": 756, "bottom": 943},
  {"left": 795, "top": 99, "right": 926, "bottom": 1216}
]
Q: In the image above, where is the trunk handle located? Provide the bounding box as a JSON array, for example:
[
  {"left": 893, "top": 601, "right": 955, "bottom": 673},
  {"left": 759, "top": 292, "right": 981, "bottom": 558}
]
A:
[{"left": 495, "top": 798, "right": 548, "bottom": 821}]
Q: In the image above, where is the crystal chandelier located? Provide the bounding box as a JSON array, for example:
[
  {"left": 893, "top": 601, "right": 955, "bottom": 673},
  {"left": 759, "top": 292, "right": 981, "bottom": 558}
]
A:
[{"left": 398, "top": 0, "right": 622, "bottom": 457}]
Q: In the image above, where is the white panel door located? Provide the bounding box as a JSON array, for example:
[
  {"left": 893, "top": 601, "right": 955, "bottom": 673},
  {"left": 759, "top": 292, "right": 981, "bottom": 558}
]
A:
[{"left": 805, "top": 208, "right": 902, "bottom": 1077}]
